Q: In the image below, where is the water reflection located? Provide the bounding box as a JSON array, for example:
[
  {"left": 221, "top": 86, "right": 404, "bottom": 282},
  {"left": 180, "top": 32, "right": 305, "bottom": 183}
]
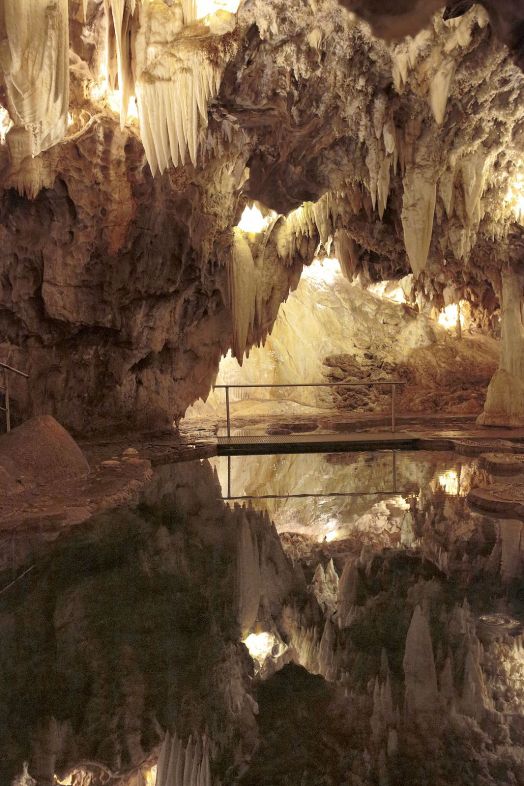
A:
[
  {"left": 0, "top": 453, "right": 523, "bottom": 786},
  {"left": 210, "top": 451, "right": 476, "bottom": 544}
]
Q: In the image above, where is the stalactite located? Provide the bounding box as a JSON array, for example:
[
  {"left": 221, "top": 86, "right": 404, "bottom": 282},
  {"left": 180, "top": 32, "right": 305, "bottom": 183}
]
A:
[
  {"left": 401, "top": 133, "right": 438, "bottom": 276},
  {"left": 460, "top": 149, "right": 487, "bottom": 226},
  {"left": 228, "top": 231, "right": 257, "bottom": 363},
  {"left": 1, "top": 0, "right": 69, "bottom": 194},
  {"left": 105, "top": 0, "right": 135, "bottom": 128},
  {"left": 334, "top": 230, "right": 358, "bottom": 280},
  {"left": 429, "top": 59, "right": 455, "bottom": 125},
  {"left": 276, "top": 203, "right": 317, "bottom": 262}
]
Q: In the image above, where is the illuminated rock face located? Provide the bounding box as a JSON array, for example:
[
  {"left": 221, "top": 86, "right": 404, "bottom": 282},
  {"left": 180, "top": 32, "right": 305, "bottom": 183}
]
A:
[
  {"left": 479, "top": 267, "right": 524, "bottom": 427},
  {"left": 0, "top": 0, "right": 522, "bottom": 429}
]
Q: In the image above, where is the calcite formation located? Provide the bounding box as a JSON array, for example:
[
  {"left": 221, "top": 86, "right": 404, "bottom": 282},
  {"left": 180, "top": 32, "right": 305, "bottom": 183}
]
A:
[{"left": 0, "top": 0, "right": 522, "bottom": 430}]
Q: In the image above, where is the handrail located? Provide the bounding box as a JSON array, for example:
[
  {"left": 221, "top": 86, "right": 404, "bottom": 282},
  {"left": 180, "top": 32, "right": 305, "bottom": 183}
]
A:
[
  {"left": 215, "top": 380, "right": 406, "bottom": 437},
  {"left": 0, "top": 361, "right": 29, "bottom": 379},
  {"left": 0, "top": 361, "right": 29, "bottom": 432},
  {"left": 214, "top": 381, "right": 405, "bottom": 388}
]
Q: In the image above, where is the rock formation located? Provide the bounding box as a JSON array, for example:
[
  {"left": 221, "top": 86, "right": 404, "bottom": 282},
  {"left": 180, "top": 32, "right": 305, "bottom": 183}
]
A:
[{"left": 0, "top": 1, "right": 520, "bottom": 430}]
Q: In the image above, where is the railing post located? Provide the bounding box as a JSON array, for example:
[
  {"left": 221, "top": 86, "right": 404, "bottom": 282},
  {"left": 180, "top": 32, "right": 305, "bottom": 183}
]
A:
[
  {"left": 391, "top": 383, "right": 396, "bottom": 433},
  {"left": 5, "top": 369, "right": 10, "bottom": 433},
  {"left": 227, "top": 455, "right": 231, "bottom": 499},
  {"left": 225, "top": 385, "right": 231, "bottom": 438},
  {"left": 392, "top": 450, "right": 397, "bottom": 492}
]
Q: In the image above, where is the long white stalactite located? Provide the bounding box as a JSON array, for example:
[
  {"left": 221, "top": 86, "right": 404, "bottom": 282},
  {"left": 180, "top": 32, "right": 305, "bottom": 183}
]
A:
[{"left": 1, "top": 0, "right": 69, "bottom": 159}]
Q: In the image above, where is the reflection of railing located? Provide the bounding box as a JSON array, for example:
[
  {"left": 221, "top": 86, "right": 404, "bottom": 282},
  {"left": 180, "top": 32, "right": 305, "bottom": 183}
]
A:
[
  {"left": 222, "top": 450, "right": 402, "bottom": 500},
  {"left": 214, "top": 380, "right": 406, "bottom": 437},
  {"left": 0, "top": 361, "right": 29, "bottom": 433}
]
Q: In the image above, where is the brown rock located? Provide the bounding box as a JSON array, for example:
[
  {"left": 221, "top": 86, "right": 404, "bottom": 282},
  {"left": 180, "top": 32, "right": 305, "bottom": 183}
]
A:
[{"left": 0, "top": 415, "right": 90, "bottom": 496}]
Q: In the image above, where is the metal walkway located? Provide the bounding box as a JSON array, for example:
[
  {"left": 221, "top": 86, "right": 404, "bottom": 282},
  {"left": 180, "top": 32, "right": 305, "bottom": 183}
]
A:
[{"left": 217, "top": 431, "right": 420, "bottom": 455}]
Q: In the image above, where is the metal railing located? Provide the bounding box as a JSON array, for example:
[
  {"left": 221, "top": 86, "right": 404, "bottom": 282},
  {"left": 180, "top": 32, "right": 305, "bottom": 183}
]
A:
[
  {"left": 214, "top": 380, "right": 406, "bottom": 438},
  {"left": 0, "top": 362, "right": 29, "bottom": 433}
]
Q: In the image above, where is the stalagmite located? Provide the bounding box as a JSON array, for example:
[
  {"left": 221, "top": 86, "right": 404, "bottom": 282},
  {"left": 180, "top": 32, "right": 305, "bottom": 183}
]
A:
[
  {"left": 403, "top": 605, "right": 439, "bottom": 718},
  {"left": 479, "top": 266, "right": 524, "bottom": 426}
]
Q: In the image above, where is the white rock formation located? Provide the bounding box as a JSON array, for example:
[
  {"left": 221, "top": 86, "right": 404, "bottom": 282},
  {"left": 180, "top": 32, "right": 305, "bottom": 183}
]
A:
[
  {"left": 401, "top": 129, "right": 438, "bottom": 276},
  {"left": 479, "top": 266, "right": 524, "bottom": 426},
  {"left": 1, "top": 0, "right": 69, "bottom": 194}
]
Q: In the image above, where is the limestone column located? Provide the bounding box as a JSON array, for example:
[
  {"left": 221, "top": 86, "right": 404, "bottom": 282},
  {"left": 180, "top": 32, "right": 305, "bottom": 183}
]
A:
[{"left": 478, "top": 265, "right": 524, "bottom": 427}]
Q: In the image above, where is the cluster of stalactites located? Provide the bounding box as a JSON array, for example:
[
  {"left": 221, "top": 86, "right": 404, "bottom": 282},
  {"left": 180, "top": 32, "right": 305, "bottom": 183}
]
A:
[
  {"left": 227, "top": 228, "right": 301, "bottom": 364},
  {"left": 0, "top": 0, "right": 229, "bottom": 188},
  {"left": 1, "top": 0, "right": 69, "bottom": 163},
  {"left": 105, "top": 0, "right": 224, "bottom": 173},
  {"left": 155, "top": 730, "right": 212, "bottom": 786}
]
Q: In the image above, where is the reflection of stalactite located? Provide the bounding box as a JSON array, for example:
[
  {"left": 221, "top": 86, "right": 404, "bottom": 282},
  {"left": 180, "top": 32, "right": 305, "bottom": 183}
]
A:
[
  {"left": 155, "top": 731, "right": 212, "bottom": 786},
  {"left": 403, "top": 605, "right": 439, "bottom": 719},
  {"left": 236, "top": 506, "right": 262, "bottom": 634},
  {"left": 227, "top": 229, "right": 301, "bottom": 364}
]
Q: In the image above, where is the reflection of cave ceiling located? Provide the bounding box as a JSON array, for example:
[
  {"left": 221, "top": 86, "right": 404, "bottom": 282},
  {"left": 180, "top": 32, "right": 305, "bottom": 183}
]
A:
[{"left": 0, "top": 1, "right": 523, "bottom": 429}]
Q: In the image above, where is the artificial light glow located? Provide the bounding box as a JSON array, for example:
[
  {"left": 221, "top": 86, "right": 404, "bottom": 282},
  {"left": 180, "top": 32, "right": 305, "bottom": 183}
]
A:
[
  {"left": 437, "top": 469, "right": 459, "bottom": 496},
  {"left": 243, "top": 631, "right": 277, "bottom": 662},
  {"left": 302, "top": 257, "right": 341, "bottom": 286},
  {"left": 237, "top": 204, "right": 276, "bottom": 233},
  {"left": 89, "top": 63, "right": 138, "bottom": 123},
  {"left": 320, "top": 517, "right": 341, "bottom": 543},
  {"left": 0, "top": 106, "right": 12, "bottom": 143},
  {"left": 438, "top": 302, "right": 465, "bottom": 330},
  {"left": 196, "top": 0, "right": 241, "bottom": 17},
  {"left": 144, "top": 764, "right": 157, "bottom": 786},
  {"left": 505, "top": 171, "right": 524, "bottom": 224},
  {"left": 368, "top": 281, "right": 406, "bottom": 304}
]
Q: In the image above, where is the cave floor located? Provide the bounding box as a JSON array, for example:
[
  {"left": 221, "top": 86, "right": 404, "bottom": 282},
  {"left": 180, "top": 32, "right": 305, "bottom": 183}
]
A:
[{"left": 3, "top": 413, "right": 524, "bottom": 539}]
